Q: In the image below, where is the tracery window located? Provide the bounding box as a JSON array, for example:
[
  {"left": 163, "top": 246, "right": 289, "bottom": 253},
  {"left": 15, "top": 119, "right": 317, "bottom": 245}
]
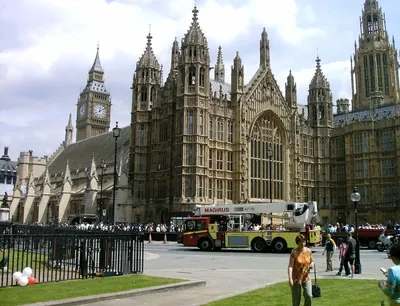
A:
[
  {"left": 189, "top": 111, "right": 194, "bottom": 134},
  {"left": 199, "top": 67, "right": 205, "bottom": 87},
  {"left": 139, "top": 124, "right": 145, "bottom": 145},
  {"left": 228, "top": 121, "right": 233, "bottom": 143},
  {"left": 209, "top": 118, "right": 213, "bottom": 139},
  {"left": 250, "top": 117, "right": 283, "bottom": 200},
  {"left": 199, "top": 112, "right": 204, "bottom": 135},
  {"left": 217, "top": 119, "right": 223, "bottom": 141},
  {"left": 189, "top": 66, "right": 196, "bottom": 86}
]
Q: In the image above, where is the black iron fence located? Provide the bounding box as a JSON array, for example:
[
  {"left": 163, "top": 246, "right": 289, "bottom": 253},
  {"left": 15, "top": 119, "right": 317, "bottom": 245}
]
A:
[{"left": 0, "top": 223, "right": 144, "bottom": 288}]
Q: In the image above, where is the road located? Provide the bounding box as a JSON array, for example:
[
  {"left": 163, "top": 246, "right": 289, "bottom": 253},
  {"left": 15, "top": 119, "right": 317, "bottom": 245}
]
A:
[{"left": 84, "top": 242, "right": 390, "bottom": 306}]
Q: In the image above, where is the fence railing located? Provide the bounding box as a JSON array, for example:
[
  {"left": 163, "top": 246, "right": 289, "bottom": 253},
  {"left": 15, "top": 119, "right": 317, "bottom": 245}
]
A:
[{"left": 0, "top": 229, "right": 144, "bottom": 288}]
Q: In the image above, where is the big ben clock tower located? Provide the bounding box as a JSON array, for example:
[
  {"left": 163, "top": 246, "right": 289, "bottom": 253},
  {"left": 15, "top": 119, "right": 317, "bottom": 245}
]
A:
[{"left": 76, "top": 45, "right": 111, "bottom": 141}]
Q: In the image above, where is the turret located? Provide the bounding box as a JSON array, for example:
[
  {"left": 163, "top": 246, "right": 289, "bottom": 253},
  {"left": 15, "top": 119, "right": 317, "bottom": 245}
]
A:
[
  {"left": 260, "top": 28, "right": 270, "bottom": 68},
  {"left": 336, "top": 99, "right": 350, "bottom": 114},
  {"left": 231, "top": 51, "right": 244, "bottom": 104},
  {"left": 170, "top": 37, "right": 180, "bottom": 73},
  {"left": 285, "top": 70, "right": 297, "bottom": 108},
  {"left": 178, "top": 5, "right": 210, "bottom": 97},
  {"left": 134, "top": 31, "right": 161, "bottom": 111},
  {"left": 351, "top": 0, "right": 400, "bottom": 110},
  {"left": 307, "top": 57, "right": 333, "bottom": 128},
  {"left": 214, "top": 46, "right": 225, "bottom": 83}
]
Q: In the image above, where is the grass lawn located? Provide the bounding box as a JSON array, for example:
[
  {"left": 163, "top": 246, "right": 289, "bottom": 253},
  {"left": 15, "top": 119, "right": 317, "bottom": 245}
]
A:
[
  {"left": 1, "top": 248, "right": 48, "bottom": 272},
  {"left": 205, "top": 279, "right": 386, "bottom": 306},
  {"left": 0, "top": 274, "right": 184, "bottom": 306}
]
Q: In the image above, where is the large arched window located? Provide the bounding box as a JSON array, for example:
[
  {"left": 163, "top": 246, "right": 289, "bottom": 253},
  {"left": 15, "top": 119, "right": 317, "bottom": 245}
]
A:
[{"left": 250, "top": 117, "right": 283, "bottom": 201}]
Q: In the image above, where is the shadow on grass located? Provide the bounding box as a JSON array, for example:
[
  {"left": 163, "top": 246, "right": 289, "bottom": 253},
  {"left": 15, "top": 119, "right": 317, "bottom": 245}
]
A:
[
  {"left": 0, "top": 274, "right": 184, "bottom": 306},
  {"left": 204, "top": 279, "right": 386, "bottom": 306}
]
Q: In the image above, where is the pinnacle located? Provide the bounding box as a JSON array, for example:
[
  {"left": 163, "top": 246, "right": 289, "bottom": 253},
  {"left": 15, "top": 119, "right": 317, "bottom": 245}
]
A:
[
  {"left": 192, "top": 6, "right": 199, "bottom": 23},
  {"left": 146, "top": 32, "right": 153, "bottom": 49},
  {"left": 316, "top": 56, "right": 321, "bottom": 70},
  {"left": 217, "top": 46, "right": 223, "bottom": 64},
  {"left": 89, "top": 44, "right": 104, "bottom": 73}
]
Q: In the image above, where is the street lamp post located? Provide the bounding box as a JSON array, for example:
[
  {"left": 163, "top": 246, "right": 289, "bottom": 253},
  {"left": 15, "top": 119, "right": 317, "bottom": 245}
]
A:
[
  {"left": 112, "top": 122, "right": 121, "bottom": 225},
  {"left": 351, "top": 186, "right": 362, "bottom": 274},
  {"left": 267, "top": 143, "right": 273, "bottom": 203},
  {"left": 99, "top": 160, "right": 106, "bottom": 223}
]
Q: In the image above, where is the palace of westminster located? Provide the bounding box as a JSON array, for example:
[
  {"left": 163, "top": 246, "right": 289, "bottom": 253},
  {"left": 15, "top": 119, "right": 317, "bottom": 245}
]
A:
[{"left": 3, "top": 0, "right": 400, "bottom": 226}]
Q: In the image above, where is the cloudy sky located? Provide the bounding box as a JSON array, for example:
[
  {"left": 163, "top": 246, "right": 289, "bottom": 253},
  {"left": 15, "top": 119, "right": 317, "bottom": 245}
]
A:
[{"left": 1, "top": 0, "right": 399, "bottom": 161}]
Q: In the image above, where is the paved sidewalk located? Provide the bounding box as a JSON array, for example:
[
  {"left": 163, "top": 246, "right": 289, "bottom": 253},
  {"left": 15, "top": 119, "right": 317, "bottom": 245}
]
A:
[{"left": 79, "top": 268, "right": 383, "bottom": 306}]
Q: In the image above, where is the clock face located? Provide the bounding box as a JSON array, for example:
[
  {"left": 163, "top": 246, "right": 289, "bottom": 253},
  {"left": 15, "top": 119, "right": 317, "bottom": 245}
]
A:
[
  {"left": 93, "top": 103, "right": 107, "bottom": 119},
  {"left": 78, "top": 104, "right": 86, "bottom": 118}
]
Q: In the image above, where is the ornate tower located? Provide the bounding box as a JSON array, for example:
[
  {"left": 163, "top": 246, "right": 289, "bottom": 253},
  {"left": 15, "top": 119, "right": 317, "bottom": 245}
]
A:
[
  {"left": 130, "top": 31, "right": 161, "bottom": 206},
  {"left": 260, "top": 28, "right": 270, "bottom": 68},
  {"left": 285, "top": 70, "right": 297, "bottom": 108},
  {"left": 307, "top": 57, "right": 333, "bottom": 128},
  {"left": 76, "top": 45, "right": 111, "bottom": 141},
  {"left": 214, "top": 46, "right": 225, "bottom": 83},
  {"left": 351, "top": 0, "right": 400, "bottom": 110},
  {"left": 175, "top": 5, "right": 210, "bottom": 204},
  {"left": 64, "top": 113, "right": 73, "bottom": 147}
]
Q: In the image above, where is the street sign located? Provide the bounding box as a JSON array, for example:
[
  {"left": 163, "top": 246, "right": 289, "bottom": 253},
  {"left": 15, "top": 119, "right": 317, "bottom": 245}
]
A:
[{"left": 102, "top": 210, "right": 106, "bottom": 216}]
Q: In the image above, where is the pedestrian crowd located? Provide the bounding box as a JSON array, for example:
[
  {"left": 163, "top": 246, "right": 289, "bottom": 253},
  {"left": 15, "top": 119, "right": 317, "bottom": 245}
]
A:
[{"left": 326, "top": 222, "right": 387, "bottom": 233}]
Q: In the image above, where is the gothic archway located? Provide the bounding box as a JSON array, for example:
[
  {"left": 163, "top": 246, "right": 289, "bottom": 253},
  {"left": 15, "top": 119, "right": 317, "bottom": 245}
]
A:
[{"left": 249, "top": 115, "right": 284, "bottom": 201}]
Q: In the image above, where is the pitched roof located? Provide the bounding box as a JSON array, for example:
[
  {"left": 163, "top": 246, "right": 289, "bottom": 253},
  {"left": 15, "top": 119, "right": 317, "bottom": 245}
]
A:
[
  {"left": 0, "top": 147, "right": 17, "bottom": 175},
  {"left": 89, "top": 45, "right": 104, "bottom": 73},
  {"left": 48, "top": 126, "right": 130, "bottom": 175}
]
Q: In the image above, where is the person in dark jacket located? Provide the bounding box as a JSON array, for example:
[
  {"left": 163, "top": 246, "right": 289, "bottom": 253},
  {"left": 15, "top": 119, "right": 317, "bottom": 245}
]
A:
[{"left": 322, "top": 233, "right": 336, "bottom": 271}]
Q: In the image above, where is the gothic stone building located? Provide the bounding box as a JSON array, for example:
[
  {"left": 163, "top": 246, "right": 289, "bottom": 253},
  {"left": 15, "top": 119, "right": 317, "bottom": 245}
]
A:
[{"left": 9, "top": 0, "right": 400, "bottom": 225}]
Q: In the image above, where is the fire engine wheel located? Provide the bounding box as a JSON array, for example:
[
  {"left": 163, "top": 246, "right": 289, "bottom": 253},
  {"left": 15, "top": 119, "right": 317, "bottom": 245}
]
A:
[
  {"left": 273, "top": 238, "right": 287, "bottom": 253},
  {"left": 252, "top": 238, "right": 267, "bottom": 253},
  {"left": 367, "top": 240, "right": 377, "bottom": 249},
  {"left": 198, "top": 238, "right": 212, "bottom": 251}
]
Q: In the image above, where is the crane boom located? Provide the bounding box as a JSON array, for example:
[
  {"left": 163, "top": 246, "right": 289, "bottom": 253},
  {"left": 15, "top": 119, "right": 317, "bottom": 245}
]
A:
[{"left": 193, "top": 201, "right": 318, "bottom": 230}]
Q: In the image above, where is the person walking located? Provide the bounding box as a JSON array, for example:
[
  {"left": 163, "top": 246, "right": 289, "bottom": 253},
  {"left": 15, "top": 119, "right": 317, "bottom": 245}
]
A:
[
  {"left": 379, "top": 244, "right": 400, "bottom": 305},
  {"left": 322, "top": 233, "right": 336, "bottom": 271},
  {"left": 336, "top": 237, "right": 346, "bottom": 276},
  {"left": 344, "top": 232, "right": 356, "bottom": 278},
  {"left": 288, "top": 234, "right": 314, "bottom": 306}
]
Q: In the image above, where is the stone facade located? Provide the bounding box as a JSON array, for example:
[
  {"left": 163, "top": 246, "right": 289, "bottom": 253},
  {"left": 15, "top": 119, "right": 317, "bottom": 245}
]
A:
[{"left": 9, "top": 0, "right": 400, "bottom": 226}]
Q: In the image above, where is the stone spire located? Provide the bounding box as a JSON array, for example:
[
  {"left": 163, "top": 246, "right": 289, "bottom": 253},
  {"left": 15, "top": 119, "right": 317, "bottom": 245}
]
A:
[
  {"left": 138, "top": 30, "right": 160, "bottom": 70},
  {"left": 89, "top": 43, "right": 104, "bottom": 73},
  {"left": 309, "top": 57, "right": 330, "bottom": 90},
  {"left": 285, "top": 70, "right": 297, "bottom": 107},
  {"left": 170, "top": 37, "right": 180, "bottom": 72},
  {"left": 260, "top": 27, "right": 270, "bottom": 68},
  {"left": 64, "top": 113, "right": 73, "bottom": 147},
  {"left": 214, "top": 46, "right": 225, "bottom": 83},
  {"left": 183, "top": 5, "right": 207, "bottom": 46}
]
